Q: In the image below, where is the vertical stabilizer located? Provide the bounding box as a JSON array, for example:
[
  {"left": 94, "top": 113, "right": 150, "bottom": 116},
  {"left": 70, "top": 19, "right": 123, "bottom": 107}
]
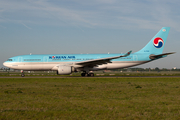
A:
[{"left": 137, "top": 27, "right": 170, "bottom": 54}]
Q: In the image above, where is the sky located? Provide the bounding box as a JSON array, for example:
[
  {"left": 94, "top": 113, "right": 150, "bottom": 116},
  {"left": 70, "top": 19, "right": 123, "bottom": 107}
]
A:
[{"left": 0, "top": 0, "right": 180, "bottom": 69}]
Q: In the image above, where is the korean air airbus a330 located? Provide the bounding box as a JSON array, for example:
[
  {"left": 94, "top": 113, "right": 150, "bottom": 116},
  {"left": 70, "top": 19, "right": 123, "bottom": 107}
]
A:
[{"left": 3, "top": 27, "right": 175, "bottom": 77}]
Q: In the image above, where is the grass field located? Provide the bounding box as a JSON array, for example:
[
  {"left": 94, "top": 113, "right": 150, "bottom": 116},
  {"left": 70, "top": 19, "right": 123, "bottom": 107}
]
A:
[{"left": 0, "top": 77, "right": 180, "bottom": 119}]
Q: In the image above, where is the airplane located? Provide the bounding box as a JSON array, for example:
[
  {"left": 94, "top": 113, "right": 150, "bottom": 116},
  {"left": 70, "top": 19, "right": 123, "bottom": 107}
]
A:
[{"left": 3, "top": 27, "right": 175, "bottom": 77}]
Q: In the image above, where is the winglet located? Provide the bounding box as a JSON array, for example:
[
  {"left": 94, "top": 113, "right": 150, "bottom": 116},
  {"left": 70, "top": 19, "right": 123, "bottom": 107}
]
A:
[{"left": 122, "top": 50, "right": 132, "bottom": 57}]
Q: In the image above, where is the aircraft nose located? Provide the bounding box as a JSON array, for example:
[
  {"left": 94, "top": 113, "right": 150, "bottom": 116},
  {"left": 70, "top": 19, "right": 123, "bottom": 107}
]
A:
[{"left": 3, "top": 62, "right": 8, "bottom": 67}]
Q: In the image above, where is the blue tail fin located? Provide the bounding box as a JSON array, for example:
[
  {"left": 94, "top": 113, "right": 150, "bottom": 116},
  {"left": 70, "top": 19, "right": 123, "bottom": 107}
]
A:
[{"left": 137, "top": 27, "right": 170, "bottom": 54}]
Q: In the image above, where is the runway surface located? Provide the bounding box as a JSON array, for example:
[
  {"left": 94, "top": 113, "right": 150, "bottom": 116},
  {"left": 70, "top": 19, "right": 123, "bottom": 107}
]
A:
[{"left": 1, "top": 76, "right": 180, "bottom": 78}]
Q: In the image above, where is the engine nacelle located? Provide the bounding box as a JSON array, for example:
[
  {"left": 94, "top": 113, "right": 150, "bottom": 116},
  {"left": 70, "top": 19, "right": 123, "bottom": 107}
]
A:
[{"left": 57, "top": 65, "right": 73, "bottom": 75}]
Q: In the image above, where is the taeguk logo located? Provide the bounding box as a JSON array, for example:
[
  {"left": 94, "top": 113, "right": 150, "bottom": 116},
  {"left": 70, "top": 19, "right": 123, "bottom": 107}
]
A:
[{"left": 153, "top": 37, "right": 164, "bottom": 48}]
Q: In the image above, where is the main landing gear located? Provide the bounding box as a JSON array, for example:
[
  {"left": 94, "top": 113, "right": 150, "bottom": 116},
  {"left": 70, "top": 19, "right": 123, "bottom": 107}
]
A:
[
  {"left": 21, "top": 70, "right": 25, "bottom": 77},
  {"left": 81, "top": 72, "right": 94, "bottom": 77}
]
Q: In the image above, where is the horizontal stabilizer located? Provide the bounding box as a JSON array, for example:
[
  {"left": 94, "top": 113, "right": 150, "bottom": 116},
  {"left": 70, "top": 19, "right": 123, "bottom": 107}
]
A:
[{"left": 149, "top": 52, "right": 175, "bottom": 60}]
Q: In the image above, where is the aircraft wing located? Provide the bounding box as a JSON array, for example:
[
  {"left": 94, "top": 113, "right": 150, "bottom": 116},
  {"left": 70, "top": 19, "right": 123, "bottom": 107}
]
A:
[
  {"left": 149, "top": 52, "right": 175, "bottom": 60},
  {"left": 75, "top": 50, "right": 132, "bottom": 67}
]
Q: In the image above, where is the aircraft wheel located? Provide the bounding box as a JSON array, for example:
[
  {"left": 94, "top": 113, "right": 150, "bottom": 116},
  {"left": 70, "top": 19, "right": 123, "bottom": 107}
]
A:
[
  {"left": 85, "top": 73, "right": 88, "bottom": 77},
  {"left": 89, "top": 73, "right": 94, "bottom": 77},
  {"left": 21, "top": 74, "right": 25, "bottom": 77},
  {"left": 81, "top": 73, "right": 85, "bottom": 77}
]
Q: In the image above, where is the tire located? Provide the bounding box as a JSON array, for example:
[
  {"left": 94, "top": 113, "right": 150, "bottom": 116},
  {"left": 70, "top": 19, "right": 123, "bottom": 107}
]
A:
[
  {"left": 81, "top": 73, "right": 85, "bottom": 77},
  {"left": 85, "top": 73, "right": 88, "bottom": 77},
  {"left": 89, "top": 73, "right": 94, "bottom": 77},
  {"left": 21, "top": 74, "right": 25, "bottom": 77}
]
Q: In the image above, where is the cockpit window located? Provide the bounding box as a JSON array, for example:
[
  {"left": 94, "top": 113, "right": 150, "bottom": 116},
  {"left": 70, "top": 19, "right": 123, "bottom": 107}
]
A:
[{"left": 7, "top": 59, "right": 13, "bottom": 61}]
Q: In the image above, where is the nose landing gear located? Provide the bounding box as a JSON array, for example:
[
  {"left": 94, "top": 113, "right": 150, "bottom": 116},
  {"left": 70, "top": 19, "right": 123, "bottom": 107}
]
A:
[{"left": 21, "top": 70, "right": 25, "bottom": 77}]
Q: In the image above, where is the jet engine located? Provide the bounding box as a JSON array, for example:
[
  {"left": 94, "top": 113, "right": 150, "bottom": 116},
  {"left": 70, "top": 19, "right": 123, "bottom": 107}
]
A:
[{"left": 57, "top": 65, "right": 74, "bottom": 75}]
